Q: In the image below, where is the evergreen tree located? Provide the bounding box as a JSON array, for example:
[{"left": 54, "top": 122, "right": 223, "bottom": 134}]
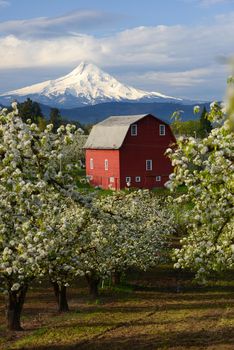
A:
[
  {"left": 49, "top": 108, "right": 62, "bottom": 132},
  {"left": 18, "top": 98, "right": 45, "bottom": 125},
  {"left": 199, "top": 107, "right": 212, "bottom": 137},
  {"left": 38, "top": 117, "right": 47, "bottom": 131}
]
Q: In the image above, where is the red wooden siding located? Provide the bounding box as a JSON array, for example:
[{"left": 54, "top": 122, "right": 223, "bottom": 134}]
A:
[
  {"left": 86, "top": 149, "right": 121, "bottom": 190},
  {"left": 119, "top": 115, "right": 175, "bottom": 188},
  {"left": 85, "top": 114, "right": 176, "bottom": 190}
]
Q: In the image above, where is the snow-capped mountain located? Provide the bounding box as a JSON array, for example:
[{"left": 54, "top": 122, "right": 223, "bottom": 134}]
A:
[{"left": 0, "top": 62, "right": 183, "bottom": 108}]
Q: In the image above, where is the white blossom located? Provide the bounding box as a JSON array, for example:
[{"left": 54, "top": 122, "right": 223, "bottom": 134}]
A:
[
  {"left": 11, "top": 283, "right": 21, "bottom": 291},
  {"left": 193, "top": 105, "right": 200, "bottom": 114},
  {"left": 168, "top": 77, "right": 234, "bottom": 280}
]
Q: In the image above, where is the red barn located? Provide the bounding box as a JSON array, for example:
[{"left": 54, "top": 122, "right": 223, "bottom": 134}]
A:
[{"left": 84, "top": 114, "right": 176, "bottom": 190}]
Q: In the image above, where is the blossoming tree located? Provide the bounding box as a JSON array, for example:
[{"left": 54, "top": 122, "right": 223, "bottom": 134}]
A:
[
  {"left": 38, "top": 198, "right": 89, "bottom": 312},
  {"left": 73, "top": 190, "right": 174, "bottom": 298},
  {"left": 166, "top": 78, "right": 234, "bottom": 281},
  {"left": 0, "top": 104, "right": 81, "bottom": 330}
]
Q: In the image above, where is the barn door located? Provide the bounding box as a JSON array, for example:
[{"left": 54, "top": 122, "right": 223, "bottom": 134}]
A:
[{"left": 108, "top": 176, "right": 117, "bottom": 190}]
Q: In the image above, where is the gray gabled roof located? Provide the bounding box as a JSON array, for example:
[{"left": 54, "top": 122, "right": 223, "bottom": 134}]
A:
[{"left": 84, "top": 114, "right": 149, "bottom": 149}]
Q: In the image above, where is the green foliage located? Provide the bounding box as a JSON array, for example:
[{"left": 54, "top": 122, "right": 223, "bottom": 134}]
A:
[
  {"left": 83, "top": 123, "right": 94, "bottom": 134},
  {"left": 171, "top": 107, "right": 213, "bottom": 138},
  {"left": 18, "top": 98, "right": 45, "bottom": 126},
  {"left": 37, "top": 116, "right": 47, "bottom": 131},
  {"left": 199, "top": 107, "right": 212, "bottom": 137},
  {"left": 171, "top": 119, "right": 201, "bottom": 137},
  {"left": 49, "top": 108, "right": 62, "bottom": 132}
]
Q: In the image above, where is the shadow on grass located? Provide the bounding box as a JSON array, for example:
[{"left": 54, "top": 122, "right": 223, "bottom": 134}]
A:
[
  {"left": 22, "top": 311, "right": 234, "bottom": 332},
  {"left": 15, "top": 326, "right": 234, "bottom": 350},
  {"left": 19, "top": 298, "right": 234, "bottom": 319},
  {"left": 17, "top": 286, "right": 234, "bottom": 319},
  {"left": 1, "top": 267, "right": 234, "bottom": 350}
]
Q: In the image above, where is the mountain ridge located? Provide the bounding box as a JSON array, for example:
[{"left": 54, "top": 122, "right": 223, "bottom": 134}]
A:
[{"left": 0, "top": 62, "right": 183, "bottom": 108}]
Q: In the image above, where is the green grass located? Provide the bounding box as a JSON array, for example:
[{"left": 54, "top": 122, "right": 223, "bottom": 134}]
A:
[
  {"left": 0, "top": 266, "right": 233, "bottom": 350},
  {"left": 10, "top": 324, "right": 108, "bottom": 349},
  {"left": 74, "top": 167, "right": 189, "bottom": 198}
]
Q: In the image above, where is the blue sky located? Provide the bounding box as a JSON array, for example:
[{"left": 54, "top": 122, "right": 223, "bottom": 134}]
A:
[{"left": 0, "top": 0, "right": 234, "bottom": 100}]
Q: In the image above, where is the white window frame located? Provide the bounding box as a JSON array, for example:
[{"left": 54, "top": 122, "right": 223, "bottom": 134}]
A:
[
  {"left": 159, "top": 124, "right": 166, "bottom": 136},
  {"left": 156, "top": 176, "right": 161, "bottom": 182},
  {"left": 126, "top": 176, "right": 131, "bottom": 183},
  {"left": 135, "top": 176, "right": 141, "bottom": 182},
  {"left": 104, "top": 159, "right": 108, "bottom": 171},
  {"left": 131, "top": 124, "right": 137, "bottom": 136},
  {"left": 90, "top": 158, "right": 94, "bottom": 170},
  {"left": 109, "top": 177, "right": 114, "bottom": 183},
  {"left": 146, "top": 160, "right": 152, "bottom": 171}
]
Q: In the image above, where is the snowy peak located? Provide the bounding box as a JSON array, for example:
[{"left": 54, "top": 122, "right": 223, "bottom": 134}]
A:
[
  {"left": 68, "top": 61, "right": 99, "bottom": 76},
  {"left": 0, "top": 62, "right": 182, "bottom": 108}
]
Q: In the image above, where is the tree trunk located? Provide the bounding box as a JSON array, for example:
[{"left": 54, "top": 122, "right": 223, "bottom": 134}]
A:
[
  {"left": 111, "top": 271, "right": 121, "bottom": 286},
  {"left": 6, "top": 285, "right": 28, "bottom": 331},
  {"left": 52, "top": 282, "right": 69, "bottom": 312},
  {"left": 86, "top": 275, "right": 100, "bottom": 299}
]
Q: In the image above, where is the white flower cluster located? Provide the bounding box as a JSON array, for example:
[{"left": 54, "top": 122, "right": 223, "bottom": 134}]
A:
[
  {"left": 43, "top": 190, "right": 175, "bottom": 286},
  {"left": 75, "top": 190, "right": 174, "bottom": 279},
  {"left": 0, "top": 104, "right": 81, "bottom": 294},
  {"left": 167, "top": 82, "right": 234, "bottom": 280}
]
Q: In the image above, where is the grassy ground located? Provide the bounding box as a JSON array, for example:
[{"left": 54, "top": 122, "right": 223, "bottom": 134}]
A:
[
  {"left": 74, "top": 168, "right": 187, "bottom": 196},
  {"left": 0, "top": 266, "right": 233, "bottom": 350}
]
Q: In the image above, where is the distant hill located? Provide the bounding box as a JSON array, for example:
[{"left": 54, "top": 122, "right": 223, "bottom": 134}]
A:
[
  {"left": 40, "top": 101, "right": 210, "bottom": 125},
  {"left": 1, "top": 99, "right": 209, "bottom": 125}
]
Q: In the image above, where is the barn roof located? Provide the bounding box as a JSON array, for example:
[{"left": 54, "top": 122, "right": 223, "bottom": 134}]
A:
[{"left": 84, "top": 114, "right": 151, "bottom": 149}]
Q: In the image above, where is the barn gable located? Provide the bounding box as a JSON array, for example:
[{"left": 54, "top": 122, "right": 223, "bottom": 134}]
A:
[{"left": 84, "top": 114, "right": 167, "bottom": 150}]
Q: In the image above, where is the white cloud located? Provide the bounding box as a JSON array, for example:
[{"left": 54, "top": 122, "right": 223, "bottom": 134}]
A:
[
  {"left": 0, "top": 0, "right": 10, "bottom": 7},
  {"left": 129, "top": 68, "right": 215, "bottom": 87},
  {"left": 0, "top": 12, "right": 233, "bottom": 99},
  {"left": 0, "top": 10, "right": 117, "bottom": 38},
  {"left": 114, "top": 64, "right": 228, "bottom": 99},
  {"left": 1, "top": 16, "right": 232, "bottom": 70}
]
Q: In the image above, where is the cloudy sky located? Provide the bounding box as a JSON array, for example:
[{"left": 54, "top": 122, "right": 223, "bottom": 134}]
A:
[{"left": 0, "top": 0, "right": 234, "bottom": 100}]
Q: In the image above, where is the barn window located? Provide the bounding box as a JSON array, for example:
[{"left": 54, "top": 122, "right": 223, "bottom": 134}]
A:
[
  {"left": 156, "top": 176, "right": 161, "bottom": 182},
  {"left": 90, "top": 158, "right": 94, "bottom": 169},
  {"left": 104, "top": 159, "right": 108, "bottom": 170},
  {"left": 131, "top": 124, "right": 137, "bottom": 136},
  {"left": 146, "top": 160, "right": 152, "bottom": 171},
  {"left": 159, "top": 124, "right": 166, "bottom": 136},
  {"left": 109, "top": 177, "right": 114, "bottom": 183},
  {"left": 135, "top": 176, "right": 141, "bottom": 182},
  {"left": 126, "top": 177, "right": 131, "bottom": 184}
]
